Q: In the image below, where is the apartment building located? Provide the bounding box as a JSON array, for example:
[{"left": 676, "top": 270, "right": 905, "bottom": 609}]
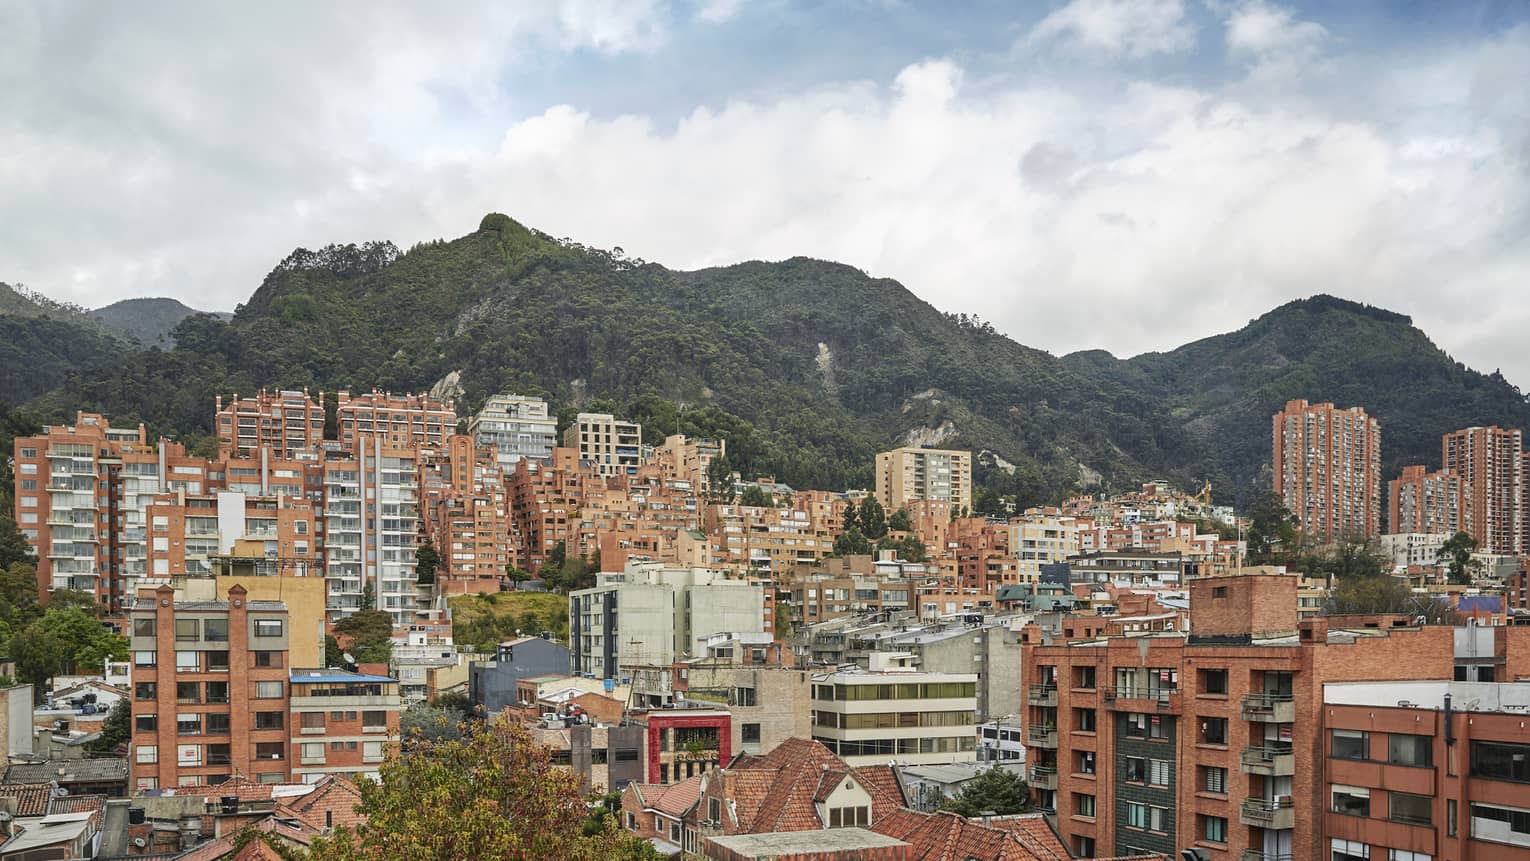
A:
[
  {"left": 1273, "top": 400, "right": 1382, "bottom": 541},
  {"left": 426, "top": 493, "right": 510, "bottom": 594},
  {"left": 1442, "top": 426, "right": 1524, "bottom": 555},
  {"left": 1388, "top": 465, "right": 1465, "bottom": 537},
  {"left": 129, "top": 584, "right": 291, "bottom": 790},
  {"left": 631, "top": 657, "right": 812, "bottom": 758},
  {"left": 509, "top": 447, "right": 601, "bottom": 571},
  {"left": 287, "top": 668, "right": 402, "bottom": 784},
  {"left": 318, "top": 441, "right": 421, "bottom": 624},
  {"left": 334, "top": 390, "right": 456, "bottom": 452},
  {"left": 563, "top": 412, "right": 643, "bottom": 478},
  {"left": 1011, "top": 511, "right": 1081, "bottom": 585},
  {"left": 874, "top": 447, "right": 972, "bottom": 514},
  {"left": 468, "top": 393, "right": 558, "bottom": 466},
  {"left": 214, "top": 390, "right": 326, "bottom": 459},
  {"left": 145, "top": 491, "right": 319, "bottom": 582},
  {"left": 653, "top": 434, "right": 726, "bottom": 497},
  {"left": 1379, "top": 533, "right": 1450, "bottom": 570},
  {"left": 701, "top": 502, "right": 833, "bottom": 572},
  {"left": 1020, "top": 573, "right": 1456, "bottom": 861},
  {"left": 1065, "top": 550, "right": 1188, "bottom": 586},
  {"left": 569, "top": 564, "right": 766, "bottom": 680},
  {"left": 811, "top": 670, "right": 978, "bottom": 766}
]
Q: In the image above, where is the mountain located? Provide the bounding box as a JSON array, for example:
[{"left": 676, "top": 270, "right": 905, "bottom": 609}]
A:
[
  {"left": 11, "top": 216, "right": 1528, "bottom": 509},
  {"left": 0, "top": 283, "right": 123, "bottom": 406},
  {"left": 90, "top": 297, "right": 233, "bottom": 345}
]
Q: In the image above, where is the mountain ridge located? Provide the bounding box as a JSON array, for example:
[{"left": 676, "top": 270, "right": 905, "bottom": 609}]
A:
[{"left": 8, "top": 216, "right": 1527, "bottom": 511}]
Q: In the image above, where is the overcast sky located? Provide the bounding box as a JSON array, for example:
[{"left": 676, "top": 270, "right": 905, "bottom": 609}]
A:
[{"left": 4, "top": 0, "right": 1529, "bottom": 383}]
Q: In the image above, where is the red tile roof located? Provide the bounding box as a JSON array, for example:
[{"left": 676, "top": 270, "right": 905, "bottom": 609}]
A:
[
  {"left": 710, "top": 738, "right": 905, "bottom": 834},
  {"left": 275, "top": 775, "right": 365, "bottom": 832},
  {"left": 630, "top": 776, "right": 704, "bottom": 819},
  {"left": 1, "top": 783, "right": 56, "bottom": 817}
]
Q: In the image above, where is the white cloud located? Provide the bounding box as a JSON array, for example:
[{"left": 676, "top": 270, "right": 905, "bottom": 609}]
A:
[
  {"left": 694, "top": 0, "right": 743, "bottom": 24},
  {"left": 1028, "top": 0, "right": 1196, "bottom": 59},
  {"left": 1224, "top": 1, "right": 1329, "bottom": 77}
]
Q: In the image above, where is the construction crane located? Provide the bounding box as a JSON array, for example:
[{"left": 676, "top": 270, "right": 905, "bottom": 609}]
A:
[{"left": 1195, "top": 480, "right": 1213, "bottom": 507}]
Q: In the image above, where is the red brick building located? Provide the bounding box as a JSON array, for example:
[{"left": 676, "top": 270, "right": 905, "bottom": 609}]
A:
[
  {"left": 1273, "top": 400, "right": 1382, "bottom": 540},
  {"left": 1442, "top": 425, "right": 1524, "bottom": 555}
]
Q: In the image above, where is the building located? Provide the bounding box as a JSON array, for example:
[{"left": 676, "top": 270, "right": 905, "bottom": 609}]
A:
[
  {"left": 810, "top": 670, "right": 979, "bottom": 766},
  {"left": 1379, "top": 533, "right": 1449, "bottom": 570},
  {"left": 318, "top": 442, "right": 421, "bottom": 624},
  {"left": 468, "top": 393, "right": 558, "bottom": 466},
  {"left": 653, "top": 434, "right": 726, "bottom": 498},
  {"left": 214, "top": 390, "right": 326, "bottom": 459},
  {"left": 286, "top": 668, "right": 402, "bottom": 784},
  {"left": 129, "top": 584, "right": 292, "bottom": 790},
  {"left": 468, "top": 637, "right": 573, "bottom": 714},
  {"left": 628, "top": 708, "right": 732, "bottom": 786},
  {"left": 1388, "top": 465, "right": 1464, "bottom": 537},
  {"left": 1020, "top": 572, "right": 1460, "bottom": 861},
  {"left": 875, "top": 447, "right": 972, "bottom": 514},
  {"left": 333, "top": 389, "right": 456, "bottom": 452},
  {"left": 570, "top": 564, "right": 766, "bottom": 680},
  {"left": 1443, "top": 425, "right": 1524, "bottom": 555},
  {"left": 1273, "top": 400, "right": 1382, "bottom": 541},
  {"left": 630, "top": 658, "right": 812, "bottom": 758},
  {"left": 702, "top": 503, "right": 833, "bottom": 573},
  {"left": 509, "top": 447, "right": 601, "bottom": 571},
  {"left": 563, "top": 412, "right": 643, "bottom": 478}
]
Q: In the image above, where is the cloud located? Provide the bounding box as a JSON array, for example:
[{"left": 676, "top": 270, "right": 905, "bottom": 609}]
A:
[
  {"left": 1224, "top": 1, "right": 1329, "bottom": 77},
  {"left": 694, "top": 0, "right": 743, "bottom": 24},
  {"left": 1028, "top": 0, "right": 1196, "bottom": 58},
  {"left": 2, "top": 3, "right": 1529, "bottom": 388}
]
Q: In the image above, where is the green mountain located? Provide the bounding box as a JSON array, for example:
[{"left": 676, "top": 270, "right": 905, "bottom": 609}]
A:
[
  {"left": 90, "top": 297, "right": 232, "bottom": 345},
  {"left": 11, "top": 218, "right": 1528, "bottom": 510},
  {"left": 0, "top": 283, "right": 123, "bottom": 405}
]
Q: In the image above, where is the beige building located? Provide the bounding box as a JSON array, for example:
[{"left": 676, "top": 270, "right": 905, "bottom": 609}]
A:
[
  {"left": 810, "top": 670, "right": 978, "bottom": 766},
  {"left": 563, "top": 412, "right": 643, "bottom": 478},
  {"left": 875, "top": 447, "right": 972, "bottom": 514}
]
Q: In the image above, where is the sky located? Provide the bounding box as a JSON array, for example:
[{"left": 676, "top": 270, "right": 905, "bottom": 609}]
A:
[{"left": 3, "top": 0, "right": 1529, "bottom": 383}]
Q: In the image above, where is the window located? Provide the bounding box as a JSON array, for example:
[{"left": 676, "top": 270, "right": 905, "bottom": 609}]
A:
[
  {"left": 1332, "top": 785, "right": 1371, "bottom": 817},
  {"left": 1212, "top": 586, "right": 1228, "bottom": 598},
  {"left": 363, "top": 741, "right": 385, "bottom": 762},
  {"left": 136, "top": 745, "right": 158, "bottom": 764},
  {"left": 1448, "top": 799, "right": 1457, "bottom": 836},
  {"left": 207, "top": 714, "right": 230, "bottom": 734},
  {"left": 1202, "top": 814, "right": 1227, "bottom": 843},
  {"left": 741, "top": 723, "right": 761, "bottom": 744},
  {"left": 254, "top": 619, "right": 284, "bottom": 638},
  {"left": 178, "top": 744, "right": 201, "bottom": 766},
  {"left": 1125, "top": 801, "right": 1147, "bottom": 829},
  {"left": 176, "top": 713, "right": 201, "bottom": 735},
  {"left": 255, "top": 681, "right": 283, "bottom": 698},
  {"left": 1471, "top": 803, "right": 1530, "bottom": 846},
  {"left": 301, "top": 712, "right": 325, "bottom": 730},
  {"left": 175, "top": 619, "right": 199, "bottom": 641},
  {"left": 708, "top": 798, "right": 721, "bottom": 824},
  {"left": 1074, "top": 707, "right": 1097, "bottom": 732},
  {"left": 1199, "top": 668, "right": 1228, "bottom": 695},
  {"left": 1076, "top": 750, "right": 1095, "bottom": 775},
  {"left": 363, "top": 711, "right": 387, "bottom": 730},
  {"left": 206, "top": 651, "right": 229, "bottom": 671},
  {"left": 1202, "top": 765, "right": 1227, "bottom": 795},
  {"left": 1387, "top": 851, "right": 1431, "bottom": 861},
  {"left": 828, "top": 806, "right": 870, "bottom": 827},
  {"left": 1149, "top": 759, "right": 1170, "bottom": 787},
  {"left": 203, "top": 619, "right": 229, "bottom": 642},
  {"left": 1471, "top": 741, "right": 1530, "bottom": 783},
  {"left": 176, "top": 651, "right": 199, "bottom": 671},
  {"left": 1390, "top": 792, "right": 1432, "bottom": 825},
  {"left": 254, "top": 711, "right": 284, "bottom": 730},
  {"left": 1331, "top": 838, "right": 1370, "bottom": 861},
  {"left": 1074, "top": 793, "right": 1096, "bottom": 817},
  {"left": 135, "top": 714, "right": 158, "bottom": 733},
  {"left": 1388, "top": 734, "right": 1432, "bottom": 767},
  {"left": 175, "top": 681, "right": 200, "bottom": 704},
  {"left": 1332, "top": 729, "right": 1369, "bottom": 760},
  {"left": 1200, "top": 717, "right": 1227, "bottom": 746},
  {"left": 301, "top": 742, "right": 325, "bottom": 763},
  {"left": 135, "top": 682, "right": 157, "bottom": 700},
  {"left": 1148, "top": 805, "right": 1167, "bottom": 832},
  {"left": 734, "top": 687, "right": 758, "bottom": 707},
  {"left": 134, "top": 650, "right": 156, "bottom": 667},
  {"left": 133, "top": 618, "right": 155, "bottom": 637},
  {"left": 255, "top": 742, "right": 284, "bottom": 761},
  {"left": 1124, "top": 757, "right": 1147, "bottom": 783},
  {"left": 254, "top": 651, "right": 281, "bottom": 668}
]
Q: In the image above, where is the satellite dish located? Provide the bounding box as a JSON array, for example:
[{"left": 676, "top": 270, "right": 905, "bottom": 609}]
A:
[
  {"left": 342, "top": 653, "right": 356, "bottom": 663},
  {"left": 133, "top": 838, "right": 147, "bottom": 849}
]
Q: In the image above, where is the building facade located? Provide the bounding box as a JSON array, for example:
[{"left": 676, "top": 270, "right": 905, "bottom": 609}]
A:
[
  {"left": 874, "top": 448, "right": 972, "bottom": 514},
  {"left": 563, "top": 413, "right": 643, "bottom": 478},
  {"left": 1273, "top": 400, "right": 1382, "bottom": 541},
  {"left": 810, "top": 671, "right": 979, "bottom": 766},
  {"left": 1442, "top": 425, "right": 1524, "bottom": 555},
  {"left": 1388, "top": 465, "right": 1464, "bottom": 537},
  {"left": 468, "top": 393, "right": 558, "bottom": 466}
]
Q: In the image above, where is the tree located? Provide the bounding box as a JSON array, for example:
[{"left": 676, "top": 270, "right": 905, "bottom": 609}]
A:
[
  {"left": 504, "top": 565, "right": 532, "bottom": 591},
  {"left": 401, "top": 702, "right": 467, "bottom": 745},
  {"left": 1437, "top": 531, "right": 1479, "bottom": 585},
  {"left": 833, "top": 527, "right": 872, "bottom": 557},
  {"left": 774, "top": 603, "right": 793, "bottom": 640},
  {"left": 877, "top": 535, "right": 927, "bottom": 563},
  {"left": 33, "top": 606, "right": 127, "bottom": 675},
  {"left": 938, "top": 767, "right": 1029, "bottom": 818},
  {"left": 858, "top": 497, "right": 887, "bottom": 539},
  {"left": 87, "top": 698, "right": 130, "bottom": 754},
  {"left": 841, "top": 499, "right": 859, "bottom": 534},
  {"left": 1308, "top": 533, "right": 1388, "bottom": 586},
  {"left": 415, "top": 540, "right": 440, "bottom": 586},
  {"left": 46, "top": 589, "right": 103, "bottom": 616},
  {"left": 888, "top": 508, "right": 912, "bottom": 533},
  {"left": 333, "top": 610, "right": 395, "bottom": 664},
  {"left": 1326, "top": 575, "right": 1456, "bottom": 623},
  {"left": 0, "top": 515, "right": 34, "bottom": 569},
  {"left": 707, "top": 456, "right": 735, "bottom": 504},
  {"left": 307, "top": 718, "right": 646, "bottom": 860},
  {"left": 738, "top": 485, "right": 772, "bottom": 507},
  {"left": 1245, "top": 492, "right": 1299, "bottom": 565},
  {"left": 325, "top": 636, "right": 346, "bottom": 668},
  {"left": 12, "top": 621, "right": 65, "bottom": 703}
]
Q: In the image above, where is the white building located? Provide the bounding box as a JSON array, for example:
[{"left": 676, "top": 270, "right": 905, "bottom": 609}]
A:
[
  {"left": 562, "top": 412, "right": 643, "bottom": 478},
  {"left": 1379, "top": 532, "right": 1448, "bottom": 570},
  {"left": 569, "top": 563, "right": 765, "bottom": 679},
  {"left": 468, "top": 394, "right": 558, "bottom": 466},
  {"left": 322, "top": 442, "right": 420, "bottom": 625},
  {"left": 810, "top": 670, "right": 979, "bottom": 766},
  {"left": 1009, "top": 512, "right": 1080, "bottom": 586}
]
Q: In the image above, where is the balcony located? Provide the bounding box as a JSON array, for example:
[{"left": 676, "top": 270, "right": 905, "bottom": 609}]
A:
[
  {"left": 1240, "top": 797, "right": 1295, "bottom": 830},
  {"left": 1109, "top": 686, "right": 1181, "bottom": 712},
  {"left": 1029, "top": 765, "right": 1057, "bottom": 790},
  {"left": 1027, "top": 684, "right": 1058, "bottom": 706},
  {"left": 1241, "top": 745, "right": 1295, "bottom": 776},
  {"left": 1242, "top": 693, "right": 1295, "bottom": 723},
  {"left": 1027, "top": 727, "right": 1058, "bottom": 749},
  {"left": 1240, "top": 852, "right": 1294, "bottom": 861}
]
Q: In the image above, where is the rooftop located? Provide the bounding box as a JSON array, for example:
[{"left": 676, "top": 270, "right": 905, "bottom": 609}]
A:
[
  {"left": 706, "top": 828, "right": 906, "bottom": 855},
  {"left": 3, "top": 758, "right": 129, "bottom": 784},
  {"left": 288, "top": 669, "right": 397, "bottom": 684},
  {"left": 1324, "top": 680, "right": 1530, "bottom": 712}
]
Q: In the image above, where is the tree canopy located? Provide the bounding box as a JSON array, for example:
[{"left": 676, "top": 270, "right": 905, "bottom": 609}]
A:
[{"left": 938, "top": 767, "right": 1029, "bottom": 818}]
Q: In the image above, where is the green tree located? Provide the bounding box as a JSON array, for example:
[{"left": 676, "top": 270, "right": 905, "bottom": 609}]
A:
[
  {"left": 333, "top": 610, "right": 395, "bottom": 664},
  {"left": 738, "top": 485, "right": 772, "bottom": 507},
  {"left": 12, "top": 621, "right": 66, "bottom": 703},
  {"left": 415, "top": 540, "right": 441, "bottom": 586},
  {"left": 938, "top": 767, "right": 1029, "bottom": 817},
  {"left": 46, "top": 589, "right": 103, "bottom": 616},
  {"left": 401, "top": 702, "right": 467, "bottom": 744},
  {"left": 325, "top": 636, "right": 346, "bottom": 668},
  {"left": 858, "top": 497, "right": 887, "bottom": 539},
  {"left": 33, "top": 606, "right": 127, "bottom": 675},
  {"left": 0, "top": 515, "right": 34, "bottom": 569},
  {"left": 1437, "top": 531, "right": 1479, "bottom": 585},
  {"left": 707, "top": 456, "right": 735, "bottom": 504},
  {"left": 1309, "top": 533, "right": 1388, "bottom": 586},
  {"left": 1245, "top": 492, "right": 1299, "bottom": 565},
  {"left": 774, "top": 603, "right": 793, "bottom": 639},
  {"left": 888, "top": 508, "right": 912, "bottom": 532},
  {"left": 504, "top": 565, "right": 532, "bottom": 591},
  {"left": 841, "top": 499, "right": 859, "bottom": 534},
  {"left": 307, "top": 718, "right": 645, "bottom": 861},
  {"left": 87, "top": 698, "right": 130, "bottom": 754},
  {"left": 833, "top": 527, "right": 872, "bottom": 557},
  {"left": 877, "top": 535, "right": 927, "bottom": 563}
]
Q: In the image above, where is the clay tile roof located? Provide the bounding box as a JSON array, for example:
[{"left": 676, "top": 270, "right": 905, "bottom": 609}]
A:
[
  {"left": 168, "top": 777, "right": 275, "bottom": 802},
  {"left": 48, "top": 794, "right": 106, "bottom": 816},
  {"left": 652, "top": 776, "right": 703, "bottom": 818},
  {"left": 985, "top": 814, "right": 1071, "bottom": 861},
  {"left": 232, "top": 838, "right": 288, "bottom": 861},
  {"left": 870, "top": 809, "right": 1073, "bottom": 861},
  {"left": 275, "top": 775, "right": 365, "bottom": 832},
  {"left": 2, "top": 783, "right": 56, "bottom": 817}
]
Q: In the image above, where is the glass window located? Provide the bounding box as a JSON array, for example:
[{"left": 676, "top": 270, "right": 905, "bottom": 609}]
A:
[
  {"left": 136, "top": 745, "right": 157, "bottom": 764},
  {"left": 175, "top": 619, "right": 198, "bottom": 641},
  {"left": 1200, "top": 717, "right": 1227, "bottom": 745},
  {"left": 1199, "top": 668, "right": 1228, "bottom": 695},
  {"left": 207, "top": 714, "right": 231, "bottom": 734},
  {"left": 255, "top": 681, "right": 283, "bottom": 698},
  {"left": 1202, "top": 766, "right": 1227, "bottom": 795},
  {"left": 134, "top": 650, "right": 156, "bottom": 667},
  {"left": 1388, "top": 734, "right": 1432, "bottom": 767},
  {"left": 1074, "top": 793, "right": 1096, "bottom": 817},
  {"left": 1125, "top": 801, "right": 1147, "bottom": 829},
  {"left": 135, "top": 682, "right": 156, "bottom": 700},
  {"left": 255, "top": 742, "right": 284, "bottom": 760},
  {"left": 1149, "top": 759, "right": 1170, "bottom": 787},
  {"left": 1124, "top": 757, "right": 1146, "bottom": 783},
  {"left": 1332, "top": 785, "right": 1371, "bottom": 817},
  {"left": 206, "top": 651, "right": 229, "bottom": 671},
  {"left": 176, "top": 651, "right": 199, "bottom": 671},
  {"left": 1471, "top": 741, "right": 1530, "bottom": 783},
  {"left": 133, "top": 618, "right": 155, "bottom": 637},
  {"left": 203, "top": 619, "right": 229, "bottom": 642},
  {"left": 1332, "top": 729, "right": 1369, "bottom": 760},
  {"left": 1202, "top": 814, "right": 1227, "bottom": 843},
  {"left": 254, "top": 619, "right": 284, "bottom": 638},
  {"left": 301, "top": 712, "right": 325, "bottom": 729},
  {"left": 1390, "top": 792, "right": 1432, "bottom": 825},
  {"left": 255, "top": 711, "right": 284, "bottom": 730},
  {"left": 176, "top": 713, "right": 201, "bottom": 735},
  {"left": 135, "top": 714, "right": 157, "bottom": 732}
]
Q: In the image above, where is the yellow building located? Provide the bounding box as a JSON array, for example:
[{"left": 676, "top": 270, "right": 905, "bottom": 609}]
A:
[{"left": 875, "top": 447, "right": 972, "bottom": 514}]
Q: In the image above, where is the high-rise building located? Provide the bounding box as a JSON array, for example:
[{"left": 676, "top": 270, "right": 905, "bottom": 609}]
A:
[
  {"left": 1272, "top": 400, "right": 1381, "bottom": 540},
  {"left": 874, "top": 447, "right": 972, "bottom": 514},
  {"left": 1388, "top": 465, "right": 1464, "bottom": 536},
  {"left": 318, "top": 441, "right": 421, "bottom": 624},
  {"left": 334, "top": 389, "right": 456, "bottom": 452},
  {"left": 562, "top": 413, "right": 643, "bottom": 478},
  {"left": 468, "top": 393, "right": 558, "bottom": 466},
  {"left": 214, "top": 390, "right": 326, "bottom": 460},
  {"left": 1442, "top": 425, "right": 1523, "bottom": 555}
]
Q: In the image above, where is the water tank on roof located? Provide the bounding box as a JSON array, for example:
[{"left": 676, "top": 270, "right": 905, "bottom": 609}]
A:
[
  {"left": 221, "top": 796, "right": 239, "bottom": 814},
  {"left": 128, "top": 807, "right": 146, "bottom": 825}
]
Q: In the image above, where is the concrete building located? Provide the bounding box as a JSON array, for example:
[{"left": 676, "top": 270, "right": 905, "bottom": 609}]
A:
[
  {"left": 318, "top": 441, "right": 421, "bottom": 624},
  {"left": 468, "top": 636, "right": 572, "bottom": 714},
  {"left": 1380, "top": 532, "right": 1450, "bottom": 570},
  {"left": 570, "top": 564, "right": 766, "bottom": 680},
  {"left": 563, "top": 412, "right": 643, "bottom": 478},
  {"left": 1020, "top": 572, "right": 1463, "bottom": 860},
  {"left": 286, "top": 668, "right": 402, "bottom": 784},
  {"left": 1273, "top": 400, "right": 1382, "bottom": 541},
  {"left": 874, "top": 447, "right": 972, "bottom": 514},
  {"left": 468, "top": 393, "right": 558, "bottom": 466},
  {"left": 810, "top": 670, "right": 979, "bottom": 766},
  {"left": 653, "top": 434, "right": 726, "bottom": 498},
  {"left": 1443, "top": 425, "right": 1524, "bottom": 555},
  {"left": 214, "top": 390, "right": 326, "bottom": 459},
  {"left": 870, "top": 621, "right": 1025, "bottom": 721},
  {"left": 1388, "top": 465, "right": 1464, "bottom": 537},
  {"left": 630, "top": 656, "right": 812, "bottom": 758},
  {"left": 333, "top": 389, "right": 456, "bottom": 453},
  {"left": 1009, "top": 511, "right": 1081, "bottom": 586}
]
